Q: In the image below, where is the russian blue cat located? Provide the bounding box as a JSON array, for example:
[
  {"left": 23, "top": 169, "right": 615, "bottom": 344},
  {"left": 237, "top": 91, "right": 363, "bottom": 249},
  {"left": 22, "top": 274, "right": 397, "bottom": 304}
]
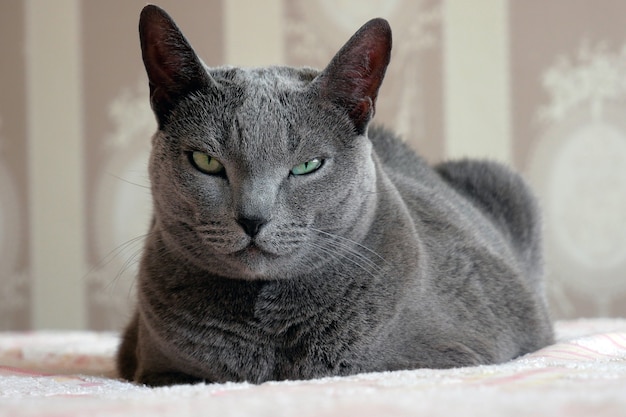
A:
[{"left": 117, "top": 5, "right": 553, "bottom": 386}]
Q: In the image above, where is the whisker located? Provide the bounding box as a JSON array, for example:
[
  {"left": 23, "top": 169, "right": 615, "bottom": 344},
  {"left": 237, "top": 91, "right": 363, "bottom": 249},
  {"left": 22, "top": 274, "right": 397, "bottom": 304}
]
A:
[
  {"left": 86, "top": 230, "right": 156, "bottom": 303},
  {"left": 308, "top": 241, "right": 381, "bottom": 281},
  {"left": 107, "top": 172, "right": 151, "bottom": 190},
  {"left": 84, "top": 232, "right": 152, "bottom": 282},
  {"left": 107, "top": 245, "right": 145, "bottom": 292},
  {"left": 309, "top": 227, "right": 389, "bottom": 265},
  {"left": 313, "top": 240, "right": 382, "bottom": 276}
]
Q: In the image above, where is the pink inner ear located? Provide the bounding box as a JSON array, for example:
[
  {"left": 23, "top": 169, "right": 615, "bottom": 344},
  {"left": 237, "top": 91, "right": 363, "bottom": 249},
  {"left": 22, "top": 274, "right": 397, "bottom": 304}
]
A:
[
  {"left": 365, "top": 43, "right": 390, "bottom": 98},
  {"left": 351, "top": 46, "right": 390, "bottom": 114},
  {"left": 317, "top": 18, "right": 391, "bottom": 132},
  {"left": 349, "top": 98, "right": 373, "bottom": 125},
  {"left": 140, "top": 11, "right": 187, "bottom": 90},
  {"left": 139, "top": 5, "right": 212, "bottom": 123},
  {"left": 141, "top": 6, "right": 211, "bottom": 91}
]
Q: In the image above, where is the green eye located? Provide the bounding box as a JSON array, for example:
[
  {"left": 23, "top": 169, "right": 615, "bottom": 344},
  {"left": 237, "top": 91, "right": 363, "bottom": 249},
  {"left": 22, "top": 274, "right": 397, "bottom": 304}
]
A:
[
  {"left": 291, "top": 158, "right": 323, "bottom": 176},
  {"left": 190, "top": 151, "right": 224, "bottom": 175}
]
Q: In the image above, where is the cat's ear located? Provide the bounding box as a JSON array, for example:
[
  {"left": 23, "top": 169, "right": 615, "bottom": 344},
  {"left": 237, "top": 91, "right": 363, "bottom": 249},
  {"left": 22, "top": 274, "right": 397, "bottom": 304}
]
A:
[
  {"left": 314, "top": 18, "right": 392, "bottom": 135},
  {"left": 139, "top": 5, "right": 212, "bottom": 124}
]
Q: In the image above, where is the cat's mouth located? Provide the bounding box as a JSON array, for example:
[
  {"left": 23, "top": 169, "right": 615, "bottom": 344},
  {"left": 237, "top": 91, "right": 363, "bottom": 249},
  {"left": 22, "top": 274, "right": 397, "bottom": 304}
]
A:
[
  {"left": 226, "top": 242, "right": 284, "bottom": 279},
  {"left": 240, "top": 242, "right": 262, "bottom": 255},
  {"left": 235, "top": 242, "right": 279, "bottom": 259}
]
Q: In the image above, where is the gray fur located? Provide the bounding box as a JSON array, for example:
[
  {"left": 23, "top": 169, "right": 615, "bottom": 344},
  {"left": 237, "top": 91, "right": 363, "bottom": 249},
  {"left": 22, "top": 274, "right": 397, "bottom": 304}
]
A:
[{"left": 117, "top": 5, "right": 553, "bottom": 387}]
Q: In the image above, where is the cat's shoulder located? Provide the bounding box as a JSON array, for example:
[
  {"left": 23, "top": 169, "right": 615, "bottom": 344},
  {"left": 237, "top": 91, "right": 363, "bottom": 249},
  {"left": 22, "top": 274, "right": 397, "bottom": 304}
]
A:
[{"left": 368, "top": 125, "right": 430, "bottom": 179}]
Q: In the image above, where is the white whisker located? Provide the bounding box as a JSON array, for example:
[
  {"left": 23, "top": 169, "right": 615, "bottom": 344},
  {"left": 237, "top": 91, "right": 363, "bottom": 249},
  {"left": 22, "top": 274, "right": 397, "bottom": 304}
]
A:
[
  {"left": 308, "top": 240, "right": 381, "bottom": 281},
  {"left": 309, "top": 227, "right": 389, "bottom": 265}
]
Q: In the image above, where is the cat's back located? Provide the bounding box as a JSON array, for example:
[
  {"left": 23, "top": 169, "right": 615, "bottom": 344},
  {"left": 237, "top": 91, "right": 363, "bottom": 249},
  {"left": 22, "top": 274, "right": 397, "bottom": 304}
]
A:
[
  {"left": 367, "top": 126, "right": 552, "bottom": 357},
  {"left": 368, "top": 126, "right": 540, "bottom": 273}
]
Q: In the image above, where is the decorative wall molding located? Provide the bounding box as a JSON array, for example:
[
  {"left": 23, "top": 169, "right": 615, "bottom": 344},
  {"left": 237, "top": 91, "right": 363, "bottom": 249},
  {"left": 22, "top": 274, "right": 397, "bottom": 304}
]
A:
[
  {"left": 539, "top": 41, "right": 626, "bottom": 124},
  {"left": 286, "top": 0, "right": 443, "bottom": 160},
  {"left": 87, "top": 80, "right": 154, "bottom": 328},
  {"left": 530, "top": 40, "right": 626, "bottom": 316},
  {"left": 4, "top": 0, "right": 626, "bottom": 330}
]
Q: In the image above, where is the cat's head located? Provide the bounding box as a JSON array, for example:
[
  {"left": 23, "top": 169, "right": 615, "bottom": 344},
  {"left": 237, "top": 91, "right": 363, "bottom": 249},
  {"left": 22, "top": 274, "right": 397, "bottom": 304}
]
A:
[{"left": 139, "top": 5, "right": 392, "bottom": 280}]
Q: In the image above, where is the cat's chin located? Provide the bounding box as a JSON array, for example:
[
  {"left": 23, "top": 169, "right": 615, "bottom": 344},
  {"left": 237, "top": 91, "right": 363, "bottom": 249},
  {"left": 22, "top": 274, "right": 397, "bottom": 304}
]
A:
[{"left": 225, "top": 243, "right": 286, "bottom": 280}]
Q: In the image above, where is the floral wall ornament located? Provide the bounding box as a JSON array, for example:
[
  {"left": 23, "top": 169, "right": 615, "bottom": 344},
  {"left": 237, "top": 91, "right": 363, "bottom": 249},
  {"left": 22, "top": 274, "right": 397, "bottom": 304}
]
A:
[
  {"left": 530, "top": 39, "right": 626, "bottom": 317},
  {"left": 104, "top": 80, "right": 155, "bottom": 150},
  {"left": 87, "top": 80, "right": 155, "bottom": 329},
  {"left": 538, "top": 40, "right": 626, "bottom": 124},
  {"left": 286, "top": 0, "right": 444, "bottom": 160}
]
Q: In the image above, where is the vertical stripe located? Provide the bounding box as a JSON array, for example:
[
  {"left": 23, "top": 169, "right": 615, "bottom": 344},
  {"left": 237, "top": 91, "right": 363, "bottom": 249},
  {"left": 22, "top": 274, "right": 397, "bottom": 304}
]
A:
[
  {"left": 223, "top": 0, "right": 284, "bottom": 66},
  {"left": 443, "top": 0, "right": 511, "bottom": 163},
  {"left": 26, "top": 0, "right": 86, "bottom": 329}
]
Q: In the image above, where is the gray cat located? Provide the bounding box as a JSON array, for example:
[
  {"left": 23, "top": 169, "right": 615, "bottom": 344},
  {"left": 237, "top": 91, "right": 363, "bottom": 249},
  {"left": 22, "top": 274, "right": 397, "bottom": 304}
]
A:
[{"left": 117, "top": 5, "right": 553, "bottom": 387}]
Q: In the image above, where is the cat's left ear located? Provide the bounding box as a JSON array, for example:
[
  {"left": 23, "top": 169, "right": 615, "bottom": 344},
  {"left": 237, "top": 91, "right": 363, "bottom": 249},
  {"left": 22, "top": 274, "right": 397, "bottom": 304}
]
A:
[
  {"left": 313, "top": 18, "right": 392, "bottom": 135},
  {"left": 139, "top": 5, "right": 213, "bottom": 125}
]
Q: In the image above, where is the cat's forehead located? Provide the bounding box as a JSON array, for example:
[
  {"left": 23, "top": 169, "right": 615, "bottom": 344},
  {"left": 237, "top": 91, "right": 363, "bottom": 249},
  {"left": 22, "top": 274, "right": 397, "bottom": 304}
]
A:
[
  {"left": 208, "top": 66, "right": 319, "bottom": 91},
  {"left": 172, "top": 65, "right": 347, "bottom": 163},
  {"left": 210, "top": 66, "right": 321, "bottom": 143}
]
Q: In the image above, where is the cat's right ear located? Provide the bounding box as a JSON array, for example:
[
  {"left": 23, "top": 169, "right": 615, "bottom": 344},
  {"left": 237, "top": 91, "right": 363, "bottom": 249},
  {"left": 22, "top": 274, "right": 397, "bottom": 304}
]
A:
[
  {"left": 139, "top": 5, "right": 212, "bottom": 125},
  {"left": 312, "top": 18, "right": 392, "bottom": 136}
]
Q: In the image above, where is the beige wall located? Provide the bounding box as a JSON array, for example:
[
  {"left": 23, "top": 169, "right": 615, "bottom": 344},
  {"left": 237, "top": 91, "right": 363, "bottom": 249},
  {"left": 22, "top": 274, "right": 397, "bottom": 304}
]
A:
[
  {"left": 0, "top": 0, "right": 29, "bottom": 330},
  {"left": 1, "top": 0, "right": 626, "bottom": 330}
]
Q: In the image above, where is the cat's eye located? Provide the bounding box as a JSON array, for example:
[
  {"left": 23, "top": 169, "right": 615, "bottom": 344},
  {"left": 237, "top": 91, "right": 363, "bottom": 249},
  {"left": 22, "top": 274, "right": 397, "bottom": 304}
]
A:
[
  {"left": 291, "top": 158, "right": 323, "bottom": 176},
  {"left": 190, "top": 151, "right": 225, "bottom": 175}
]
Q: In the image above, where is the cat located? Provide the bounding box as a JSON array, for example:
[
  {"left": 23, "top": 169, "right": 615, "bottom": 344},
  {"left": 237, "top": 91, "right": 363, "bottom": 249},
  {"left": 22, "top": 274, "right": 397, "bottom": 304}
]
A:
[{"left": 117, "top": 4, "right": 554, "bottom": 387}]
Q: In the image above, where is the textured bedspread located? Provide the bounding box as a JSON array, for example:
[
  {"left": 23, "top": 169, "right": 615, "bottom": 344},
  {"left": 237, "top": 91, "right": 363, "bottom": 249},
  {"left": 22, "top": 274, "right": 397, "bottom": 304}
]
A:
[{"left": 1, "top": 319, "right": 625, "bottom": 417}]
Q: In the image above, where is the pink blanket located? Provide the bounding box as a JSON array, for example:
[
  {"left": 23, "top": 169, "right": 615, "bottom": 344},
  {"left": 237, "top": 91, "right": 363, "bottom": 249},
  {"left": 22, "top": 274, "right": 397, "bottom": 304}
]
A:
[{"left": 1, "top": 319, "right": 625, "bottom": 417}]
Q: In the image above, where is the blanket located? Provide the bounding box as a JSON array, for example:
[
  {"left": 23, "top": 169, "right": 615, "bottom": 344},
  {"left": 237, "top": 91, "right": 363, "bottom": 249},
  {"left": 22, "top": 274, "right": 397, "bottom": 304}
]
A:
[{"left": 1, "top": 319, "right": 625, "bottom": 417}]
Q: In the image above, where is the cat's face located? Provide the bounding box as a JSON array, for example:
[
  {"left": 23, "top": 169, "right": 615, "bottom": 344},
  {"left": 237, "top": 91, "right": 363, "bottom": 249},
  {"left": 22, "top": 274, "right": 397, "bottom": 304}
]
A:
[
  {"left": 139, "top": 6, "right": 391, "bottom": 280},
  {"left": 150, "top": 67, "right": 378, "bottom": 279}
]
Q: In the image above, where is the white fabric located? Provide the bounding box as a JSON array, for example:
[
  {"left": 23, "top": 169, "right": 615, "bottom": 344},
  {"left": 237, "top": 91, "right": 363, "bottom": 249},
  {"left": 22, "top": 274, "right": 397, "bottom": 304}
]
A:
[{"left": 1, "top": 319, "right": 625, "bottom": 417}]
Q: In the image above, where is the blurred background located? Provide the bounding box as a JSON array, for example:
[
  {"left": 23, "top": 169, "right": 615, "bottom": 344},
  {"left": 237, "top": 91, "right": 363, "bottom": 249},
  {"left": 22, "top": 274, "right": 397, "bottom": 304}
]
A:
[{"left": 1, "top": 0, "right": 625, "bottom": 331}]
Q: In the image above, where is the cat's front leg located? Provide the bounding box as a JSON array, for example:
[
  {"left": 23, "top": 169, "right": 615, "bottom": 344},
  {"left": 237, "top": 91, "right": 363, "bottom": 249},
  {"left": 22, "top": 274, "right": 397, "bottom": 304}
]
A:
[
  {"left": 135, "top": 370, "right": 205, "bottom": 387},
  {"left": 116, "top": 312, "right": 139, "bottom": 381},
  {"left": 132, "top": 340, "right": 208, "bottom": 386},
  {"left": 124, "top": 314, "right": 208, "bottom": 386}
]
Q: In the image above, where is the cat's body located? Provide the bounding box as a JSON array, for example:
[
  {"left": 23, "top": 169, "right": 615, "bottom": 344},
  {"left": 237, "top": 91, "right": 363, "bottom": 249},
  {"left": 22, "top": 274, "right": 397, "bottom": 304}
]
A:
[{"left": 117, "top": 5, "right": 553, "bottom": 386}]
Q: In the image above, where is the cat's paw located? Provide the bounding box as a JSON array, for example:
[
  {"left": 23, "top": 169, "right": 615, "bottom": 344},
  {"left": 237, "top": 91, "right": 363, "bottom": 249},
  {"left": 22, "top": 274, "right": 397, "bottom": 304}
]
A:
[{"left": 136, "top": 371, "right": 205, "bottom": 387}]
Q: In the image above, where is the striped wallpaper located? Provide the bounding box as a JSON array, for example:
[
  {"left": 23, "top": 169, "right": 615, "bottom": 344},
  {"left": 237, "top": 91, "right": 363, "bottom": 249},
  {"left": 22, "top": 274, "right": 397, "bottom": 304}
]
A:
[{"left": 1, "top": 0, "right": 626, "bottom": 330}]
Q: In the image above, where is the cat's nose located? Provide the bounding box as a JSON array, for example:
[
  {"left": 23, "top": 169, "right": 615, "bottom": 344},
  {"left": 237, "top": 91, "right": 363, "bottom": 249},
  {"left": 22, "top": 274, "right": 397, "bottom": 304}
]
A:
[{"left": 237, "top": 216, "right": 267, "bottom": 237}]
